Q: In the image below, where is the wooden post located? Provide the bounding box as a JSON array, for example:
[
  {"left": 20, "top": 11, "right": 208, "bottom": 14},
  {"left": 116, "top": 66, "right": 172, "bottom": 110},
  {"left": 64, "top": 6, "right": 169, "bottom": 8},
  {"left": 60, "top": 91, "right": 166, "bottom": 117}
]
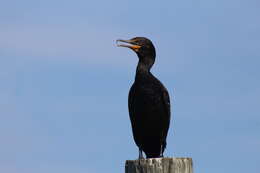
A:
[{"left": 125, "top": 157, "right": 193, "bottom": 173}]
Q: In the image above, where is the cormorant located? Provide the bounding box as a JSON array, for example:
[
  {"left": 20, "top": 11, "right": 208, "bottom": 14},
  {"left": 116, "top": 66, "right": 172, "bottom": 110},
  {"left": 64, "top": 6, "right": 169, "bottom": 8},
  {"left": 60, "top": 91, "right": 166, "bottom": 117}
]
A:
[{"left": 117, "top": 37, "right": 171, "bottom": 158}]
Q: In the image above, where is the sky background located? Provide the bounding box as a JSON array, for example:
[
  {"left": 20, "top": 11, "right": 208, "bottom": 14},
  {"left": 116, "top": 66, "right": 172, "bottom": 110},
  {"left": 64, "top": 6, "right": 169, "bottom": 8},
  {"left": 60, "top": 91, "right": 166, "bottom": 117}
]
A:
[{"left": 0, "top": 0, "right": 260, "bottom": 173}]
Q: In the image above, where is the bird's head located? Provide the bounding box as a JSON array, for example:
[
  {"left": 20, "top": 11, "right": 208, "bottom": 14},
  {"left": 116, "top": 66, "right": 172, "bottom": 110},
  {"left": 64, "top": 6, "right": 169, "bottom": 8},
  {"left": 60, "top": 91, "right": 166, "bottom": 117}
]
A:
[{"left": 116, "top": 37, "right": 156, "bottom": 61}]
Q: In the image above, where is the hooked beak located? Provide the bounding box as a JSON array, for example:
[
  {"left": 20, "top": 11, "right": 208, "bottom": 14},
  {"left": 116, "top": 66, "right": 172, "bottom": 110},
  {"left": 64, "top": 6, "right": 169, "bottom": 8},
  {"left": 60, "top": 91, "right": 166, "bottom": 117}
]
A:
[{"left": 116, "top": 39, "right": 141, "bottom": 52}]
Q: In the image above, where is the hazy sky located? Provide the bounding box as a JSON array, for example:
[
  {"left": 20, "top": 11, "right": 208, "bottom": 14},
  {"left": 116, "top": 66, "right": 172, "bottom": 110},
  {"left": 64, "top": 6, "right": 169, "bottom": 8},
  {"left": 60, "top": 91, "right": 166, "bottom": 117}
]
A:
[{"left": 1, "top": 0, "right": 260, "bottom": 173}]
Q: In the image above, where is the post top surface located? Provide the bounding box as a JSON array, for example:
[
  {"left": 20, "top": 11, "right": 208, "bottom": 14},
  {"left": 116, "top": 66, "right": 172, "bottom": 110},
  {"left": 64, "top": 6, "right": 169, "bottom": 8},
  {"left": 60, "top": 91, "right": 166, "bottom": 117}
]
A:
[{"left": 126, "top": 157, "right": 192, "bottom": 163}]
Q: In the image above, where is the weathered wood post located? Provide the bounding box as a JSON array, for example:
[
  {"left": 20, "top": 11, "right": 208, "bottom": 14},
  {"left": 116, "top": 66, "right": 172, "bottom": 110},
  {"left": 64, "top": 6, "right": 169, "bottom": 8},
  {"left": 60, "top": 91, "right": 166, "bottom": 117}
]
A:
[{"left": 125, "top": 157, "right": 193, "bottom": 173}]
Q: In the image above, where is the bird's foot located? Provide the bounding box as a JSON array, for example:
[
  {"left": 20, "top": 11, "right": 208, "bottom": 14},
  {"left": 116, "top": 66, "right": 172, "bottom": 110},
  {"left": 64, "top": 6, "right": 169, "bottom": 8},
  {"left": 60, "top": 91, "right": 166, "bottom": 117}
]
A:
[
  {"left": 138, "top": 154, "right": 144, "bottom": 166},
  {"left": 138, "top": 149, "right": 144, "bottom": 160},
  {"left": 160, "top": 145, "right": 165, "bottom": 158}
]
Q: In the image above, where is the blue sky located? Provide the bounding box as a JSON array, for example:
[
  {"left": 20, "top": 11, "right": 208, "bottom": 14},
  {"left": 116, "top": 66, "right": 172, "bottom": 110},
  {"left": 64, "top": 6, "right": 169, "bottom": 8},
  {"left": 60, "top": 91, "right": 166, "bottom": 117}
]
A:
[{"left": 0, "top": 0, "right": 260, "bottom": 173}]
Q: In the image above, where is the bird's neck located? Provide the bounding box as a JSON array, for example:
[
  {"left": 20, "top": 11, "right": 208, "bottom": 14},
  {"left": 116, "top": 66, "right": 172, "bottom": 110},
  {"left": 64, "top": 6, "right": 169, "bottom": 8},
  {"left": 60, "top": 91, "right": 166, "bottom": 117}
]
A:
[
  {"left": 135, "top": 58, "right": 154, "bottom": 79},
  {"left": 136, "top": 61, "right": 149, "bottom": 73}
]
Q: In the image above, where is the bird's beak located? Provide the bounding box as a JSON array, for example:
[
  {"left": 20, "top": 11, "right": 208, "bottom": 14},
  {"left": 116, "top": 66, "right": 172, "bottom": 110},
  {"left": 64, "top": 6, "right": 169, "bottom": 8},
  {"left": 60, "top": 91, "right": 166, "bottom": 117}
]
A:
[{"left": 116, "top": 39, "right": 141, "bottom": 52}]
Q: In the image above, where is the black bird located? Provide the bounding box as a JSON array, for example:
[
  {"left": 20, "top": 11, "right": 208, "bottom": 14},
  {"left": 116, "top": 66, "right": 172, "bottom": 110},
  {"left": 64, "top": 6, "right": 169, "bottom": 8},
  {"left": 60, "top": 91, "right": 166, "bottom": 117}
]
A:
[{"left": 117, "top": 37, "right": 171, "bottom": 159}]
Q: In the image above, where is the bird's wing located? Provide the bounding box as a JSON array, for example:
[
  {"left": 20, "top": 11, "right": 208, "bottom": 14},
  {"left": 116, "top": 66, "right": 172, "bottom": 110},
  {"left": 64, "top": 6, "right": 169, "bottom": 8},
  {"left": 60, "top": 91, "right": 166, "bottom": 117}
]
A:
[
  {"left": 128, "top": 84, "right": 141, "bottom": 147},
  {"left": 161, "top": 86, "right": 171, "bottom": 151}
]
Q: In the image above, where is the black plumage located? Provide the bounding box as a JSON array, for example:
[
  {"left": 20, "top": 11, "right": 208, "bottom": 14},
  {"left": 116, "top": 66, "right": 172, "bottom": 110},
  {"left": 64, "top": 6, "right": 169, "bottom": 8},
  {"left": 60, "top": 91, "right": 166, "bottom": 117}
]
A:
[{"left": 117, "top": 37, "right": 171, "bottom": 158}]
